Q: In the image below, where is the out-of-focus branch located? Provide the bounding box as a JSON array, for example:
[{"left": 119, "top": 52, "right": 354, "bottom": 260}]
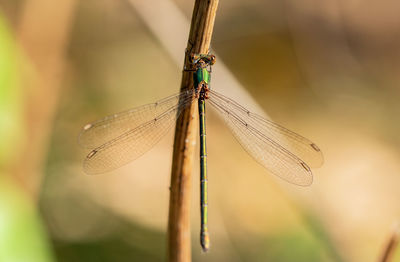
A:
[
  {"left": 15, "top": 0, "right": 77, "bottom": 199},
  {"left": 378, "top": 224, "right": 400, "bottom": 262}
]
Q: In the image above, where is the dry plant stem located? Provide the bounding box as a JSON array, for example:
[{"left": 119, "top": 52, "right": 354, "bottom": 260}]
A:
[
  {"left": 167, "top": 0, "right": 219, "bottom": 261},
  {"left": 379, "top": 226, "right": 400, "bottom": 262}
]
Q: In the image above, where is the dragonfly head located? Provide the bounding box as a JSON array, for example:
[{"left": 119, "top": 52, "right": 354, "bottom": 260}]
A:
[
  {"left": 190, "top": 53, "right": 216, "bottom": 68},
  {"left": 197, "top": 60, "right": 208, "bottom": 69}
]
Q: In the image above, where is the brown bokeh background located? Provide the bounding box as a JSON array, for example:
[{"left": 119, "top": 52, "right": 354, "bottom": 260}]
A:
[{"left": 0, "top": 0, "right": 399, "bottom": 261}]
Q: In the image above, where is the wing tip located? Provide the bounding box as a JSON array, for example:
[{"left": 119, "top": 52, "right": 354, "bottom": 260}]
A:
[
  {"left": 309, "top": 143, "right": 325, "bottom": 168},
  {"left": 280, "top": 161, "right": 313, "bottom": 187},
  {"left": 82, "top": 150, "right": 104, "bottom": 175},
  {"left": 299, "top": 161, "right": 313, "bottom": 186}
]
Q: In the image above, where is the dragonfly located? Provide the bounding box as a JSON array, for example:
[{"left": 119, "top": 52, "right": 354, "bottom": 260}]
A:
[{"left": 79, "top": 53, "right": 324, "bottom": 252}]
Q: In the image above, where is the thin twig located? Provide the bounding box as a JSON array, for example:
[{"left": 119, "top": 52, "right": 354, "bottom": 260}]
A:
[
  {"left": 167, "top": 1, "right": 219, "bottom": 261},
  {"left": 378, "top": 224, "right": 400, "bottom": 262}
]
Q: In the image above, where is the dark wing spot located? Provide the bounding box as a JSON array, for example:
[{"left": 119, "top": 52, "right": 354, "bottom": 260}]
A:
[
  {"left": 87, "top": 150, "right": 98, "bottom": 159},
  {"left": 301, "top": 162, "right": 311, "bottom": 172},
  {"left": 310, "top": 143, "right": 321, "bottom": 152}
]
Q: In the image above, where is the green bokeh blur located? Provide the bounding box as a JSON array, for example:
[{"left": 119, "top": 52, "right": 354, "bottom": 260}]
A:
[{"left": 0, "top": 14, "right": 54, "bottom": 262}]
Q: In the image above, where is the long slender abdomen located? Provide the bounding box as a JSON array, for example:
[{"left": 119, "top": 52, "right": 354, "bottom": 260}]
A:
[{"left": 198, "top": 97, "right": 209, "bottom": 252}]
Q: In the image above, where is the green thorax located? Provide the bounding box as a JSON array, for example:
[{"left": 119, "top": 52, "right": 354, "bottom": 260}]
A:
[{"left": 194, "top": 67, "right": 210, "bottom": 87}]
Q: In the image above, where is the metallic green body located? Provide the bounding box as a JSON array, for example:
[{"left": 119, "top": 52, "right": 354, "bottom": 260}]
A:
[
  {"left": 198, "top": 98, "right": 209, "bottom": 251},
  {"left": 194, "top": 68, "right": 210, "bottom": 87},
  {"left": 194, "top": 65, "right": 211, "bottom": 252}
]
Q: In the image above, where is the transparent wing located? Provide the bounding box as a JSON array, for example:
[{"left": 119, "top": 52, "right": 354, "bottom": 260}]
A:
[
  {"left": 82, "top": 91, "right": 196, "bottom": 175},
  {"left": 209, "top": 90, "right": 323, "bottom": 168},
  {"left": 208, "top": 92, "right": 322, "bottom": 186},
  {"left": 79, "top": 89, "right": 195, "bottom": 149}
]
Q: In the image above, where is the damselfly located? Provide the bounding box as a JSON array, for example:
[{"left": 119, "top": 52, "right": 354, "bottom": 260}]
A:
[{"left": 79, "top": 53, "right": 323, "bottom": 252}]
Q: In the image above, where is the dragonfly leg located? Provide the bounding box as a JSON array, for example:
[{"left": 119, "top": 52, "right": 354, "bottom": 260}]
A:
[{"left": 183, "top": 67, "right": 197, "bottom": 72}]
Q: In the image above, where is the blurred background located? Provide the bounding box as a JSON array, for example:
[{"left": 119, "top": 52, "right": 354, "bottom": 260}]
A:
[{"left": 1, "top": 0, "right": 400, "bottom": 261}]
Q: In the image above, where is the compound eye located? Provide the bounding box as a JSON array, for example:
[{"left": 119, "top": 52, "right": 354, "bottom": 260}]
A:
[{"left": 209, "top": 55, "right": 216, "bottom": 65}]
